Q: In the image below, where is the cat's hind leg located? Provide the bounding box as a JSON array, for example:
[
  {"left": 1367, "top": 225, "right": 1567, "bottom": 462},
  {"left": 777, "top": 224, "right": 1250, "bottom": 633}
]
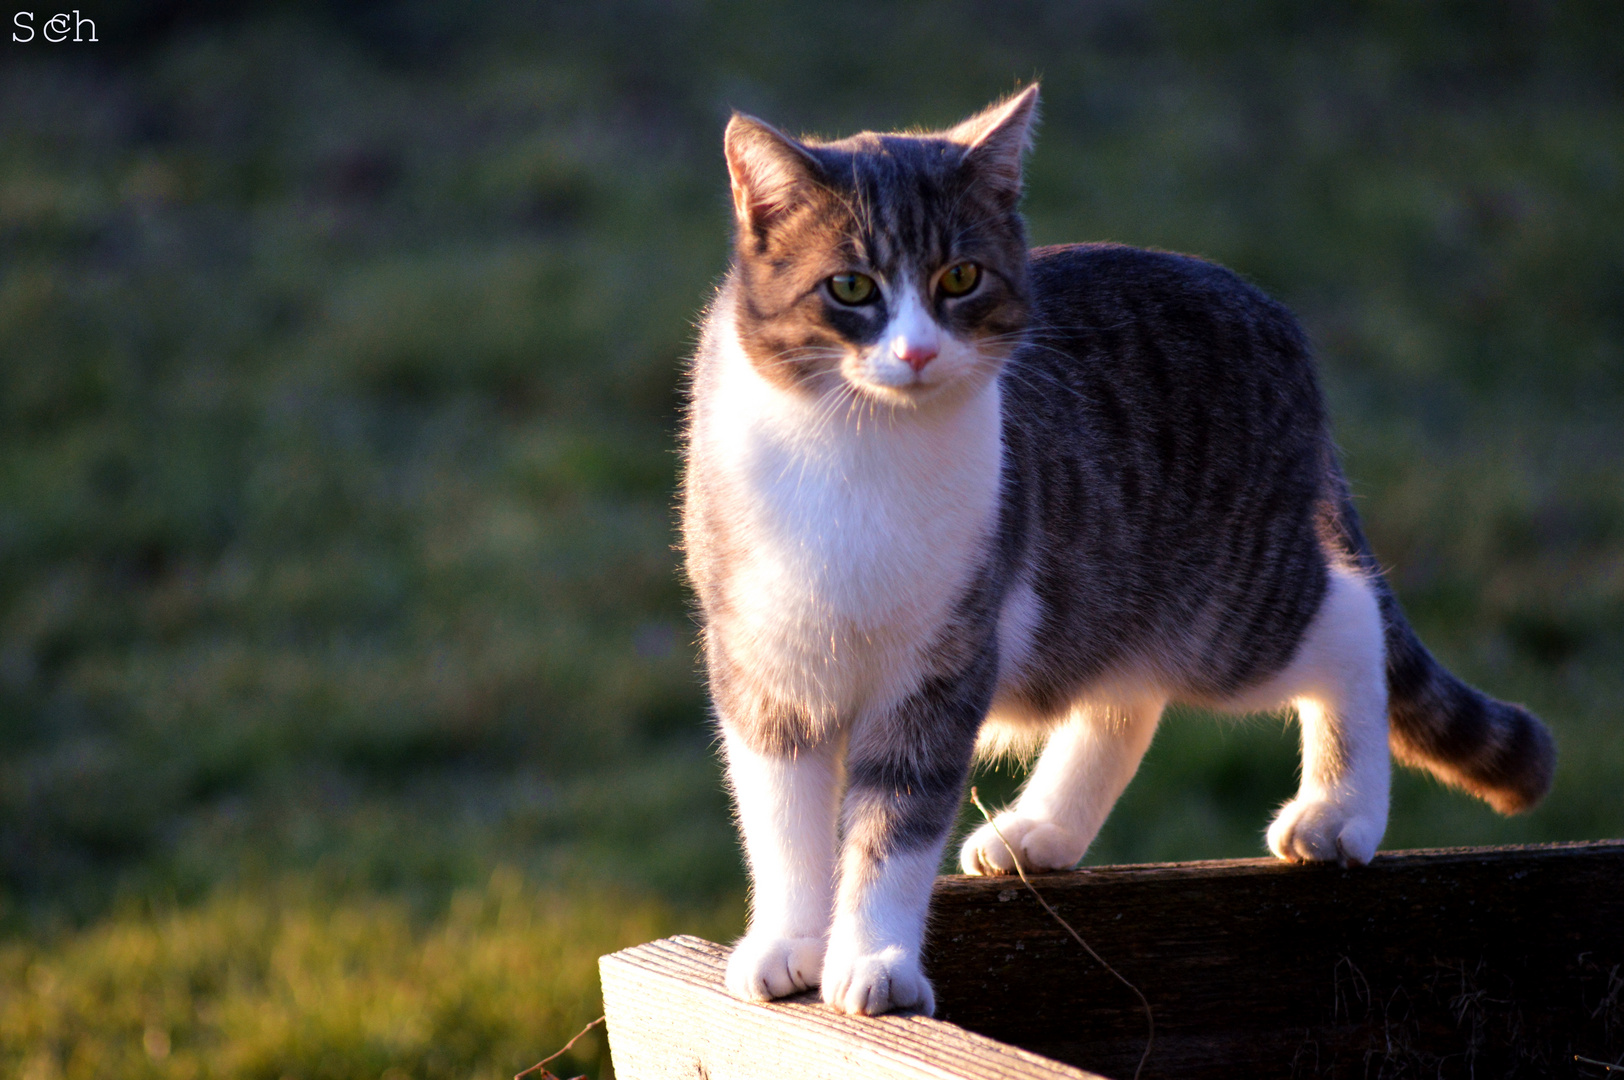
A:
[
  {"left": 960, "top": 698, "right": 1163, "bottom": 875},
  {"left": 721, "top": 728, "right": 842, "bottom": 1000},
  {"left": 1250, "top": 566, "right": 1390, "bottom": 866}
]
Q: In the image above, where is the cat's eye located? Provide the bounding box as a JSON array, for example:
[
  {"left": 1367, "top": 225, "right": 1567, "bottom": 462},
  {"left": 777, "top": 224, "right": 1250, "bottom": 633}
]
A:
[
  {"left": 827, "top": 272, "right": 877, "bottom": 305},
  {"left": 938, "top": 262, "right": 981, "bottom": 297}
]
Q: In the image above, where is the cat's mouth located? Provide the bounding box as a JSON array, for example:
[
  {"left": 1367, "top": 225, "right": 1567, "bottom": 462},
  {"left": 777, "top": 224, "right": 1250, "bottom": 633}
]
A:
[
  {"left": 844, "top": 367, "right": 949, "bottom": 406},
  {"left": 841, "top": 346, "right": 997, "bottom": 406}
]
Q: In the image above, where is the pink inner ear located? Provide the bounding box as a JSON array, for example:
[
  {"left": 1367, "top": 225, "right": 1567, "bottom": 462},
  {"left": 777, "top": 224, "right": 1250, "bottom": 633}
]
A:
[
  {"left": 727, "top": 144, "right": 783, "bottom": 219},
  {"left": 728, "top": 171, "right": 766, "bottom": 221}
]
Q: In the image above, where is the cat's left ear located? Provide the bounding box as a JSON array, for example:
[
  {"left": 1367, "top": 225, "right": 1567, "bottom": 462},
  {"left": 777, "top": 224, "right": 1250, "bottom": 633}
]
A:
[
  {"left": 724, "top": 113, "right": 826, "bottom": 232},
  {"left": 947, "top": 84, "right": 1040, "bottom": 200}
]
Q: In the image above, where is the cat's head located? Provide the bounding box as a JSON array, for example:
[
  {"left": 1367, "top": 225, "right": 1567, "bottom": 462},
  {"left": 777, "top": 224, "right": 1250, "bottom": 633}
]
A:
[{"left": 723, "top": 86, "right": 1038, "bottom": 406}]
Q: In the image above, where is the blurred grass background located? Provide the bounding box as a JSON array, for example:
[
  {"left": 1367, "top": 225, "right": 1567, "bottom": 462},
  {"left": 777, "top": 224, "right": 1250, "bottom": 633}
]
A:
[{"left": 1, "top": 2, "right": 1621, "bottom": 1076}]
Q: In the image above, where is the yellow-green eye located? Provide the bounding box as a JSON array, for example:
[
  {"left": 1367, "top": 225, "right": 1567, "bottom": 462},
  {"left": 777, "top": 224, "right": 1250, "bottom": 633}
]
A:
[
  {"left": 939, "top": 261, "right": 980, "bottom": 297},
  {"left": 828, "top": 272, "right": 877, "bottom": 305}
]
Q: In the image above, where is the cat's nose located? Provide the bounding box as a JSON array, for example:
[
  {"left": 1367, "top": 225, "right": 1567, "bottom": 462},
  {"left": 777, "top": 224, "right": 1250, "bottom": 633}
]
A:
[{"left": 892, "top": 336, "right": 939, "bottom": 372}]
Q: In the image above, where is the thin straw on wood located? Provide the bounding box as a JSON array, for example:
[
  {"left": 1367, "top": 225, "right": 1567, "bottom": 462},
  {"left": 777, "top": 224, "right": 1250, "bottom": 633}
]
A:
[
  {"left": 969, "top": 787, "right": 1154, "bottom": 1080},
  {"left": 515, "top": 1014, "right": 605, "bottom": 1080},
  {"left": 1576, "top": 1054, "right": 1624, "bottom": 1073}
]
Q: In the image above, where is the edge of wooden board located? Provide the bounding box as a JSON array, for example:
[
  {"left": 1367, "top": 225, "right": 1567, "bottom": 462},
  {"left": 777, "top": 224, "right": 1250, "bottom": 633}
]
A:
[{"left": 600, "top": 934, "right": 1111, "bottom": 1080}]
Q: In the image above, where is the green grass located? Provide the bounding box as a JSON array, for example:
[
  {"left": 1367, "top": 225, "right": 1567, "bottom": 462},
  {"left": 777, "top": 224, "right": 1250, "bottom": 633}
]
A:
[
  {"left": 0, "top": 872, "right": 739, "bottom": 1080},
  {"left": 2, "top": 2, "right": 1622, "bottom": 1076}
]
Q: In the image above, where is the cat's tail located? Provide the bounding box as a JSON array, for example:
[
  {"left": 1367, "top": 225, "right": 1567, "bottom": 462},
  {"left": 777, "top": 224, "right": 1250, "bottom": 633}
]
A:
[
  {"left": 1378, "top": 590, "right": 1555, "bottom": 813},
  {"left": 1324, "top": 478, "right": 1556, "bottom": 814}
]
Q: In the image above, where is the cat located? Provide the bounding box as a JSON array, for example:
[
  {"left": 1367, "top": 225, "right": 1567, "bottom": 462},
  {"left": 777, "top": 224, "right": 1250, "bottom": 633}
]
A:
[{"left": 680, "top": 84, "right": 1555, "bottom": 1018}]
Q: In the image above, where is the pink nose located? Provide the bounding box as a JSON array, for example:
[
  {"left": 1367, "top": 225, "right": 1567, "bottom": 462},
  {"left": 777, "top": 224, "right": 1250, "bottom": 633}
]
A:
[{"left": 893, "top": 338, "right": 939, "bottom": 372}]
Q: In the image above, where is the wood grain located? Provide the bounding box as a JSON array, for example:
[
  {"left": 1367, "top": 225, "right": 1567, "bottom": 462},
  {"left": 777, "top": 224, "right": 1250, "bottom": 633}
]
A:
[
  {"left": 926, "top": 840, "right": 1624, "bottom": 1079},
  {"left": 601, "top": 842, "right": 1623, "bottom": 1079},
  {"left": 599, "top": 934, "right": 1107, "bottom": 1080}
]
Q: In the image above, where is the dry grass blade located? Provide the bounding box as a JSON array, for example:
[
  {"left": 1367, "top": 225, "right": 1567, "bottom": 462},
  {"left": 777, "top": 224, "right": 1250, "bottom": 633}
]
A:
[
  {"left": 1577, "top": 1053, "right": 1624, "bottom": 1073},
  {"left": 515, "top": 1015, "right": 606, "bottom": 1080},
  {"left": 969, "top": 787, "right": 1155, "bottom": 1080}
]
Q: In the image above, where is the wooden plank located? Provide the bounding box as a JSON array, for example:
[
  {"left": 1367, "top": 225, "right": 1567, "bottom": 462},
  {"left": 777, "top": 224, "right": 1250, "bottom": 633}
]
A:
[
  {"left": 926, "top": 840, "right": 1624, "bottom": 1079},
  {"left": 599, "top": 934, "right": 1106, "bottom": 1080}
]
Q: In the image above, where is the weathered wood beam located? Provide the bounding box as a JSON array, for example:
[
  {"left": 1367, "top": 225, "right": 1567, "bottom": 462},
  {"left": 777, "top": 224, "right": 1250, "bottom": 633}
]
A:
[
  {"left": 928, "top": 840, "right": 1624, "bottom": 1079},
  {"left": 601, "top": 842, "right": 1624, "bottom": 1080}
]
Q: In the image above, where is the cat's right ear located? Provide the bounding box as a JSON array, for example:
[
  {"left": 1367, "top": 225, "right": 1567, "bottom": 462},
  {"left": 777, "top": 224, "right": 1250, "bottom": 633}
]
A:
[
  {"left": 724, "top": 114, "right": 824, "bottom": 232},
  {"left": 947, "top": 84, "right": 1040, "bottom": 205}
]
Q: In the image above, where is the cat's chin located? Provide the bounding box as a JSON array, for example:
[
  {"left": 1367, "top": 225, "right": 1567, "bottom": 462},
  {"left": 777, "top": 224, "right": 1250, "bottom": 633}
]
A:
[
  {"left": 851, "top": 381, "right": 937, "bottom": 408},
  {"left": 844, "top": 373, "right": 985, "bottom": 410}
]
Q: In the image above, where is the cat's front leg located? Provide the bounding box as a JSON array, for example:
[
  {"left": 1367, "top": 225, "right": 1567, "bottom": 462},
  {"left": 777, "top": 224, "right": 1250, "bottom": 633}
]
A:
[
  {"left": 822, "top": 657, "right": 994, "bottom": 1016},
  {"left": 721, "top": 727, "right": 842, "bottom": 1000}
]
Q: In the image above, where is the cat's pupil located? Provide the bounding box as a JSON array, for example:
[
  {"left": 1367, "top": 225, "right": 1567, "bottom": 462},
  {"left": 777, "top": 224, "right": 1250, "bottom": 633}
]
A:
[
  {"left": 940, "top": 262, "right": 980, "bottom": 297},
  {"left": 829, "top": 272, "right": 877, "bottom": 305}
]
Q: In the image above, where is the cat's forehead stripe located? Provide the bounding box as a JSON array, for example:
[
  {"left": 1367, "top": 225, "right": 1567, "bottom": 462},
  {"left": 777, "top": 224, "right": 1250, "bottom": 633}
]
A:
[{"left": 824, "top": 142, "right": 966, "bottom": 278}]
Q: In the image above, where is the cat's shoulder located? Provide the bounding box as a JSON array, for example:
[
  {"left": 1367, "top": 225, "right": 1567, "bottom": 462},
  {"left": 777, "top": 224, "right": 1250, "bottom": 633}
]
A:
[{"left": 1028, "top": 242, "right": 1292, "bottom": 324}]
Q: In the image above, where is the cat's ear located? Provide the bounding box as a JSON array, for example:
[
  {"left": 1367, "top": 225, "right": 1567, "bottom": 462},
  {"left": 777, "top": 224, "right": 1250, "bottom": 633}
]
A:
[
  {"left": 948, "top": 84, "right": 1040, "bottom": 199},
  {"left": 724, "top": 113, "right": 825, "bottom": 230}
]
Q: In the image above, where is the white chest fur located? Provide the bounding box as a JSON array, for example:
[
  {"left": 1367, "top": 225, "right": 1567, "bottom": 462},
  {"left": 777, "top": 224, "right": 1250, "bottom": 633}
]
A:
[{"left": 693, "top": 325, "right": 1004, "bottom": 721}]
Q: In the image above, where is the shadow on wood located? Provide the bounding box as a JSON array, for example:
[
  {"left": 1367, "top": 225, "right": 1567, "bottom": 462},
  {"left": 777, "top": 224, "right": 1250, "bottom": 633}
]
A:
[{"left": 601, "top": 841, "right": 1624, "bottom": 1079}]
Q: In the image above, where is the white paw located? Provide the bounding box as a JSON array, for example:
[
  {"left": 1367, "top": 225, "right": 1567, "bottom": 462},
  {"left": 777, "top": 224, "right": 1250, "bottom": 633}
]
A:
[
  {"left": 1267, "top": 796, "right": 1382, "bottom": 866},
  {"left": 959, "top": 813, "right": 1085, "bottom": 875},
  {"left": 725, "top": 934, "right": 825, "bottom": 1001},
  {"left": 820, "top": 942, "right": 934, "bottom": 1016}
]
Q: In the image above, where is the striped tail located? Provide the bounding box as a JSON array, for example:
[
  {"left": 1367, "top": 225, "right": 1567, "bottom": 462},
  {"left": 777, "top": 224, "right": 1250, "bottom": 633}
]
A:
[{"left": 1324, "top": 477, "right": 1556, "bottom": 814}]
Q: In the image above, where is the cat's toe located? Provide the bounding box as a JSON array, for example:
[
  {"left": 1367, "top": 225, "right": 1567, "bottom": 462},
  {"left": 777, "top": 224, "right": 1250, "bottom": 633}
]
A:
[
  {"left": 821, "top": 944, "right": 934, "bottom": 1016},
  {"left": 1019, "top": 823, "right": 1087, "bottom": 869},
  {"left": 959, "top": 815, "right": 1083, "bottom": 875},
  {"left": 725, "top": 934, "right": 825, "bottom": 1001},
  {"left": 1267, "top": 797, "right": 1382, "bottom": 867},
  {"left": 960, "top": 818, "right": 1019, "bottom": 875}
]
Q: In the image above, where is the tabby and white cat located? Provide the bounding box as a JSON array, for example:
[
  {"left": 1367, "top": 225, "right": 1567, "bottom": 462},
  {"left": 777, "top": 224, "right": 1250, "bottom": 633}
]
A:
[{"left": 681, "top": 85, "right": 1554, "bottom": 1017}]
